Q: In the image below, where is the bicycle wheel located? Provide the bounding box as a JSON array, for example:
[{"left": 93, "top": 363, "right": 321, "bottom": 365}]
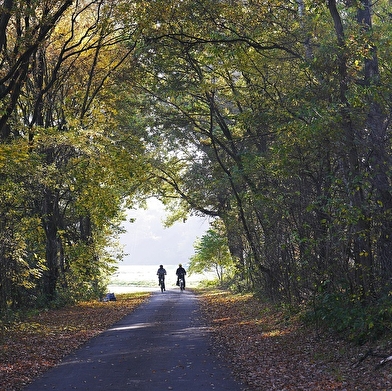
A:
[{"left": 161, "top": 280, "right": 165, "bottom": 292}]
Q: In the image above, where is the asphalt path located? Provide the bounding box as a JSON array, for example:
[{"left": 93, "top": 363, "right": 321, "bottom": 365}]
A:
[{"left": 23, "top": 289, "right": 244, "bottom": 391}]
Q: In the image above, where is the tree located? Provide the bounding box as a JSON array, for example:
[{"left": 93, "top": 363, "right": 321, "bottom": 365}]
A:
[
  {"left": 127, "top": 0, "right": 392, "bottom": 311},
  {"left": 0, "top": 0, "right": 146, "bottom": 308},
  {"left": 0, "top": 0, "right": 73, "bottom": 139},
  {"left": 2, "top": 0, "right": 392, "bottom": 341},
  {"left": 189, "top": 221, "right": 233, "bottom": 283}
]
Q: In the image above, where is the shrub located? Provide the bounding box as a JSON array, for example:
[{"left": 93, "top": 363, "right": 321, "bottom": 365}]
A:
[{"left": 308, "top": 290, "right": 392, "bottom": 344}]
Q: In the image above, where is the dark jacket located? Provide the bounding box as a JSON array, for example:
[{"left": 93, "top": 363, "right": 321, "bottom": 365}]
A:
[
  {"left": 176, "top": 267, "right": 186, "bottom": 277},
  {"left": 157, "top": 267, "right": 167, "bottom": 276}
]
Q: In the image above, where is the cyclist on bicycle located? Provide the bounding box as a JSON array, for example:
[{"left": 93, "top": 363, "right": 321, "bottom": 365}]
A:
[
  {"left": 157, "top": 265, "right": 166, "bottom": 287},
  {"left": 176, "top": 264, "right": 186, "bottom": 289}
]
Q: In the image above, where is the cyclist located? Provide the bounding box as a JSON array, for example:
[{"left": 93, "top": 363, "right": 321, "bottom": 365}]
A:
[
  {"left": 176, "top": 264, "right": 186, "bottom": 289},
  {"left": 157, "top": 265, "right": 167, "bottom": 290}
]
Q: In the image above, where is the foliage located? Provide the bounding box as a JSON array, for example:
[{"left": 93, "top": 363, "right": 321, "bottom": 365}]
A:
[
  {"left": 2, "top": 0, "right": 392, "bottom": 342},
  {"left": 189, "top": 220, "right": 234, "bottom": 282},
  {"left": 0, "top": 0, "right": 147, "bottom": 310},
  {"left": 124, "top": 0, "right": 392, "bottom": 333},
  {"left": 309, "top": 289, "right": 392, "bottom": 344}
]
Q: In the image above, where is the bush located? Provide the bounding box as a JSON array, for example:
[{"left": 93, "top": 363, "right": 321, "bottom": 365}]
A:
[{"left": 308, "top": 290, "right": 392, "bottom": 344}]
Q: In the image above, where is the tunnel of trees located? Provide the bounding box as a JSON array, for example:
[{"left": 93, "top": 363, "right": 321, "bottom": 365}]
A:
[{"left": 1, "top": 0, "right": 392, "bottom": 340}]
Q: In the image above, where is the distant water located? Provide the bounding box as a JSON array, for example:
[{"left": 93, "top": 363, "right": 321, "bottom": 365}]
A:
[{"left": 107, "top": 264, "right": 215, "bottom": 293}]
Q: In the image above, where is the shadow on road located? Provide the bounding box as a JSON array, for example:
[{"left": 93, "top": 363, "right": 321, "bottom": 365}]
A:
[{"left": 24, "top": 289, "right": 244, "bottom": 391}]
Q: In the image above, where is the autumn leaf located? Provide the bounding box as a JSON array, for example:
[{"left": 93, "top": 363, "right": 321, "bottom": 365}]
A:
[
  {"left": 198, "top": 289, "right": 392, "bottom": 391},
  {"left": 0, "top": 293, "right": 151, "bottom": 391}
]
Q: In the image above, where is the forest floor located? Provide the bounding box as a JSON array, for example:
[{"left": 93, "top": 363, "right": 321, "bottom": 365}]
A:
[
  {"left": 199, "top": 290, "right": 392, "bottom": 391},
  {"left": 0, "top": 289, "right": 392, "bottom": 391}
]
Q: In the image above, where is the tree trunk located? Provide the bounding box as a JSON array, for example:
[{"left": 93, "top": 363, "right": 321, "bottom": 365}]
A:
[
  {"left": 328, "top": 0, "right": 374, "bottom": 300},
  {"left": 357, "top": 0, "right": 392, "bottom": 285},
  {"left": 41, "top": 189, "right": 60, "bottom": 301}
]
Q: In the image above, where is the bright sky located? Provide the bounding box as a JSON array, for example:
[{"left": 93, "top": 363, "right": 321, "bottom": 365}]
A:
[{"left": 119, "top": 198, "right": 210, "bottom": 266}]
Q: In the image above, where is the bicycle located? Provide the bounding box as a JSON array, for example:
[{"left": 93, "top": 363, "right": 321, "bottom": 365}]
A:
[
  {"left": 158, "top": 275, "right": 165, "bottom": 292},
  {"left": 178, "top": 276, "right": 185, "bottom": 291}
]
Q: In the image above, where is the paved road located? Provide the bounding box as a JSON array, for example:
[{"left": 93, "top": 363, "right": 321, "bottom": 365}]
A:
[{"left": 24, "top": 289, "right": 244, "bottom": 391}]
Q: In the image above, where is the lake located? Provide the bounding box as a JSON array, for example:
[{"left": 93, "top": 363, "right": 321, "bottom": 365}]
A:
[{"left": 107, "top": 264, "right": 215, "bottom": 293}]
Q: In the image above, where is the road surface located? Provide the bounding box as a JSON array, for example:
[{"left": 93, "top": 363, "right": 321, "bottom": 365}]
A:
[{"left": 24, "top": 289, "right": 244, "bottom": 391}]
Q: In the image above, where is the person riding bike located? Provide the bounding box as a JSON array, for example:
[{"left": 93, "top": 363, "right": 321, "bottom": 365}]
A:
[
  {"left": 176, "top": 264, "right": 186, "bottom": 289},
  {"left": 157, "top": 265, "right": 167, "bottom": 289}
]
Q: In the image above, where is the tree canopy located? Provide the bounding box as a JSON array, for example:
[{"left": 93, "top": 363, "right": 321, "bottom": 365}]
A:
[{"left": 1, "top": 0, "right": 392, "bottom": 340}]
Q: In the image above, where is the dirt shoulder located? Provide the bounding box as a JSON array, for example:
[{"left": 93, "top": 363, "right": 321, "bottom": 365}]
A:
[
  {"left": 0, "top": 292, "right": 151, "bottom": 391},
  {"left": 1, "top": 289, "right": 392, "bottom": 391},
  {"left": 198, "top": 290, "right": 392, "bottom": 391}
]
